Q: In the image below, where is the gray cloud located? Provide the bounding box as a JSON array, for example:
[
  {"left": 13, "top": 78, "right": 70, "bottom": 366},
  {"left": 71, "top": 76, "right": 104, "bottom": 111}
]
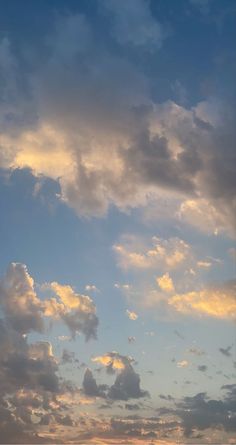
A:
[
  {"left": 197, "top": 365, "right": 208, "bottom": 372},
  {"left": 0, "top": 262, "right": 100, "bottom": 442},
  {"left": 0, "top": 263, "right": 44, "bottom": 334},
  {"left": 61, "top": 310, "right": 98, "bottom": 341},
  {"left": 85, "top": 352, "right": 148, "bottom": 402},
  {"left": 162, "top": 388, "right": 236, "bottom": 437},
  {"left": 101, "top": 0, "right": 164, "bottom": 49},
  {"left": 82, "top": 368, "right": 107, "bottom": 398},
  {"left": 0, "top": 10, "right": 234, "bottom": 237},
  {"left": 108, "top": 364, "right": 149, "bottom": 401},
  {"left": 219, "top": 345, "right": 232, "bottom": 357},
  {"left": 0, "top": 263, "right": 99, "bottom": 341},
  {"left": 61, "top": 349, "right": 75, "bottom": 364}
]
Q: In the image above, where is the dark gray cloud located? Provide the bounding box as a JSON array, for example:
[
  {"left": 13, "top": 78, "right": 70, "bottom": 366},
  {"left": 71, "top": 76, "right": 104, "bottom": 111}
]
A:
[
  {"left": 197, "top": 365, "right": 208, "bottom": 372},
  {"left": 160, "top": 388, "right": 236, "bottom": 437},
  {"left": 108, "top": 364, "right": 149, "bottom": 401},
  {"left": 219, "top": 345, "right": 232, "bottom": 357},
  {"left": 159, "top": 394, "right": 175, "bottom": 401},
  {"left": 82, "top": 368, "right": 107, "bottom": 398},
  {"left": 125, "top": 403, "right": 141, "bottom": 410},
  {"left": 61, "top": 310, "right": 98, "bottom": 341}
]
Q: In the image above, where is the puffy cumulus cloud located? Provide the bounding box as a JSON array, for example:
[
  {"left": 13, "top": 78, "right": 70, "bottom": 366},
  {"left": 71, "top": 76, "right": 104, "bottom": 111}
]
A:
[
  {"left": 2, "top": 124, "right": 74, "bottom": 181},
  {"left": 92, "top": 352, "right": 133, "bottom": 372},
  {"left": 113, "top": 235, "right": 191, "bottom": 270},
  {"left": 44, "top": 283, "right": 98, "bottom": 340},
  {"left": 168, "top": 280, "right": 236, "bottom": 319},
  {"left": 126, "top": 309, "right": 138, "bottom": 320},
  {"left": 0, "top": 319, "right": 63, "bottom": 442},
  {"left": 108, "top": 365, "right": 149, "bottom": 401},
  {"left": 0, "top": 9, "right": 235, "bottom": 237},
  {"left": 0, "top": 263, "right": 44, "bottom": 334},
  {"left": 0, "top": 263, "right": 99, "bottom": 341},
  {"left": 115, "top": 251, "right": 236, "bottom": 321},
  {"left": 48, "top": 282, "right": 99, "bottom": 340},
  {"left": 0, "top": 263, "right": 101, "bottom": 442},
  {"left": 90, "top": 352, "right": 148, "bottom": 401},
  {"left": 156, "top": 273, "right": 175, "bottom": 293}
]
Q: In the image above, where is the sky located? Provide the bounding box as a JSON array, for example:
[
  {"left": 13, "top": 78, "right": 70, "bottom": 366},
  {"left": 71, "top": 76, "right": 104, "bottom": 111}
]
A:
[{"left": 0, "top": 0, "right": 236, "bottom": 443}]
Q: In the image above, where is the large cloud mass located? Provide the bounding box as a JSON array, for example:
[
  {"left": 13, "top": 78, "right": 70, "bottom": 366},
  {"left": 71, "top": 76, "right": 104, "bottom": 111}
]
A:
[
  {"left": 0, "top": 4, "right": 235, "bottom": 237},
  {"left": 0, "top": 262, "right": 99, "bottom": 442}
]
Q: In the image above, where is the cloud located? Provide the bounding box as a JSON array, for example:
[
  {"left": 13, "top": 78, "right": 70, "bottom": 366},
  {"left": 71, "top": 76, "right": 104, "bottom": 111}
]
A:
[
  {"left": 0, "top": 263, "right": 99, "bottom": 341},
  {"left": 101, "top": 0, "right": 164, "bottom": 49},
  {"left": 61, "top": 349, "right": 75, "bottom": 364},
  {"left": 219, "top": 345, "right": 232, "bottom": 357},
  {"left": 0, "top": 13, "right": 235, "bottom": 237},
  {"left": 0, "top": 262, "right": 102, "bottom": 442},
  {"left": 108, "top": 364, "right": 149, "bottom": 401},
  {"left": 128, "top": 336, "right": 136, "bottom": 344},
  {"left": 92, "top": 352, "right": 132, "bottom": 372},
  {"left": 197, "top": 365, "right": 207, "bottom": 372},
  {"left": 47, "top": 282, "right": 99, "bottom": 340},
  {"left": 177, "top": 360, "right": 189, "bottom": 368},
  {"left": 175, "top": 389, "right": 236, "bottom": 436},
  {"left": 0, "top": 318, "right": 63, "bottom": 441},
  {"left": 91, "top": 352, "right": 148, "bottom": 401},
  {"left": 156, "top": 273, "right": 175, "bottom": 292},
  {"left": 0, "top": 263, "right": 44, "bottom": 334},
  {"left": 82, "top": 368, "right": 106, "bottom": 398},
  {"left": 114, "top": 235, "right": 191, "bottom": 270},
  {"left": 169, "top": 280, "right": 236, "bottom": 319},
  {"left": 126, "top": 310, "right": 138, "bottom": 321},
  {"left": 125, "top": 403, "right": 141, "bottom": 410},
  {"left": 177, "top": 198, "right": 229, "bottom": 237},
  {"left": 85, "top": 284, "right": 99, "bottom": 292},
  {"left": 187, "top": 347, "right": 205, "bottom": 356}
]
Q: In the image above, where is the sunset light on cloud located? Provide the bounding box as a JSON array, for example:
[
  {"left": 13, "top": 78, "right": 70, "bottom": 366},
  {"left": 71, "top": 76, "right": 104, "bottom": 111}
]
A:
[{"left": 0, "top": 0, "right": 235, "bottom": 443}]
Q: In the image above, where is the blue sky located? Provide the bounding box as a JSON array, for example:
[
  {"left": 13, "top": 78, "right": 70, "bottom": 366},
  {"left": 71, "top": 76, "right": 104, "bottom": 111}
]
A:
[{"left": 0, "top": 0, "right": 235, "bottom": 443}]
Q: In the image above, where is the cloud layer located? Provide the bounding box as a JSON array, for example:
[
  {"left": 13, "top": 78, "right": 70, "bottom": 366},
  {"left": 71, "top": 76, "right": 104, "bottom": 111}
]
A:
[{"left": 0, "top": 6, "right": 235, "bottom": 237}]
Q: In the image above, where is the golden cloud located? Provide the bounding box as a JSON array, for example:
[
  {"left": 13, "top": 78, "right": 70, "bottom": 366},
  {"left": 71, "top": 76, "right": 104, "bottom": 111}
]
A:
[
  {"left": 169, "top": 281, "right": 236, "bottom": 319},
  {"left": 156, "top": 273, "right": 175, "bottom": 292}
]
